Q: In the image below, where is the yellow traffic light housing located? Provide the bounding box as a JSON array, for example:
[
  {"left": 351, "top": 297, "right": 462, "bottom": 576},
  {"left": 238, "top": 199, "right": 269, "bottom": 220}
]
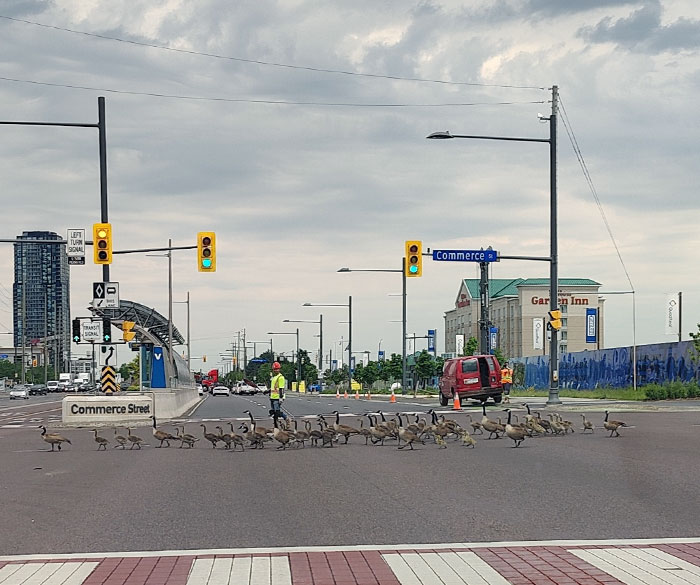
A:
[
  {"left": 93, "top": 223, "right": 112, "bottom": 265},
  {"left": 405, "top": 240, "right": 423, "bottom": 277},
  {"left": 122, "top": 321, "right": 136, "bottom": 342},
  {"left": 548, "top": 309, "right": 562, "bottom": 331},
  {"left": 197, "top": 232, "right": 216, "bottom": 272}
]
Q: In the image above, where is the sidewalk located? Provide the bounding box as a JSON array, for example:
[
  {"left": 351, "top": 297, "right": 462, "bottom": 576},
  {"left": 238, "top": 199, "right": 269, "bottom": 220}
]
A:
[{"left": 2, "top": 538, "right": 700, "bottom": 584}]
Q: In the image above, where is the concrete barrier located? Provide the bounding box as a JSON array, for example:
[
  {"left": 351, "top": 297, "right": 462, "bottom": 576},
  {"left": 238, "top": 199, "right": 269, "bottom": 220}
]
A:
[{"left": 61, "top": 386, "right": 200, "bottom": 426}]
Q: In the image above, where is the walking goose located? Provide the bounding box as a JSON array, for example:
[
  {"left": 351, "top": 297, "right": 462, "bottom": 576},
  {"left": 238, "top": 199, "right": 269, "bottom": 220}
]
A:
[
  {"left": 581, "top": 414, "right": 595, "bottom": 433},
  {"left": 227, "top": 422, "right": 246, "bottom": 451},
  {"left": 466, "top": 414, "right": 484, "bottom": 435},
  {"left": 200, "top": 424, "right": 221, "bottom": 448},
  {"left": 177, "top": 426, "right": 199, "bottom": 448},
  {"left": 126, "top": 427, "right": 144, "bottom": 449},
  {"left": 243, "top": 410, "right": 271, "bottom": 438},
  {"left": 480, "top": 404, "right": 503, "bottom": 439},
  {"left": 459, "top": 429, "right": 477, "bottom": 448},
  {"left": 331, "top": 411, "right": 361, "bottom": 444},
  {"left": 603, "top": 411, "right": 629, "bottom": 437},
  {"left": 151, "top": 415, "right": 178, "bottom": 447},
  {"left": 396, "top": 413, "right": 422, "bottom": 450},
  {"left": 92, "top": 429, "right": 109, "bottom": 450},
  {"left": 366, "top": 414, "right": 390, "bottom": 445},
  {"left": 504, "top": 409, "right": 527, "bottom": 447},
  {"left": 215, "top": 426, "right": 233, "bottom": 450},
  {"left": 39, "top": 426, "right": 71, "bottom": 451},
  {"left": 113, "top": 428, "right": 128, "bottom": 449},
  {"left": 272, "top": 415, "right": 293, "bottom": 449}
]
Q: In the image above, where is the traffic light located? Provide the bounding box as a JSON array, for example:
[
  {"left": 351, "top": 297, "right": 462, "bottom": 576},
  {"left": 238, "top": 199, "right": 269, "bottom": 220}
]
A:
[
  {"left": 405, "top": 240, "right": 423, "bottom": 277},
  {"left": 103, "top": 318, "right": 112, "bottom": 342},
  {"left": 72, "top": 318, "right": 81, "bottom": 343},
  {"left": 203, "top": 355, "right": 207, "bottom": 363},
  {"left": 122, "top": 321, "right": 136, "bottom": 342},
  {"left": 93, "top": 223, "right": 113, "bottom": 265},
  {"left": 548, "top": 309, "right": 562, "bottom": 331},
  {"left": 197, "top": 232, "right": 216, "bottom": 272}
]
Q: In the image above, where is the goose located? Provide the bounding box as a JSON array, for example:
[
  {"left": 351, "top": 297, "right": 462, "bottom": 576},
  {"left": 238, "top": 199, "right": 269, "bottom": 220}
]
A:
[
  {"left": 215, "top": 426, "right": 233, "bottom": 450},
  {"left": 375, "top": 410, "right": 398, "bottom": 436},
  {"left": 151, "top": 415, "right": 178, "bottom": 448},
  {"left": 272, "top": 415, "right": 293, "bottom": 449},
  {"left": 126, "top": 427, "right": 144, "bottom": 449},
  {"left": 434, "top": 434, "right": 447, "bottom": 449},
  {"left": 459, "top": 429, "right": 477, "bottom": 448},
  {"left": 243, "top": 410, "right": 271, "bottom": 437},
  {"left": 227, "top": 423, "right": 246, "bottom": 451},
  {"left": 39, "top": 426, "right": 71, "bottom": 451},
  {"left": 548, "top": 414, "right": 566, "bottom": 435},
  {"left": 307, "top": 421, "right": 324, "bottom": 447},
  {"left": 466, "top": 414, "right": 484, "bottom": 435},
  {"left": 358, "top": 418, "right": 372, "bottom": 445},
  {"left": 504, "top": 409, "right": 527, "bottom": 447},
  {"left": 396, "top": 413, "right": 423, "bottom": 450},
  {"left": 603, "top": 411, "right": 629, "bottom": 437},
  {"left": 177, "top": 426, "right": 199, "bottom": 448},
  {"left": 525, "top": 415, "right": 547, "bottom": 436},
  {"left": 200, "top": 424, "right": 221, "bottom": 448},
  {"left": 331, "top": 411, "right": 361, "bottom": 444},
  {"left": 92, "top": 429, "right": 109, "bottom": 450},
  {"left": 318, "top": 421, "right": 336, "bottom": 447},
  {"left": 480, "top": 404, "right": 503, "bottom": 439},
  {"left": 239, "top": 423, "right": 269, "bottom": 448},
  {"left": 534, "top": 411, "right": 552, "bottom": 433},
  {"left": 366, "top": 414, "right": 391, "bottom": 445},
  {"left": 555, "top": 413, "right": 575, "bottom": 433},
  {"left": 113, "top": 428, "right": 128, "bottom": 449},
  {"left": 581, "top": 414, "right": 595, "bottom": 433}
]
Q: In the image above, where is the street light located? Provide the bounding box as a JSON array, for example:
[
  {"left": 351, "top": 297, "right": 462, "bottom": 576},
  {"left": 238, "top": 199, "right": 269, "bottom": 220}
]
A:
[
  {"left": 304, "top": 296, "right": 352, "bottom": 397},
  {"left": 267, "top": 329, "right": 300, "bottom": 389},
  {"left": 427, "top": 85, "right": 560, "bottom": 405},
  {"left": 173, "top": 292, "right": 190, "bottom": 373},
  {"left": 338, "top": 263, "right": 407, "bottom": 393},
  {"left": 283, "top": 316, "right": 323, "bottom": 372}
]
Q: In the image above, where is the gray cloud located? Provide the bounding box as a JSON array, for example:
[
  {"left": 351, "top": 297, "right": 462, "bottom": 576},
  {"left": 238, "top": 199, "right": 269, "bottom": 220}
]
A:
[{"left": 579, "top": 0, "right": 700, "bottom": 52}]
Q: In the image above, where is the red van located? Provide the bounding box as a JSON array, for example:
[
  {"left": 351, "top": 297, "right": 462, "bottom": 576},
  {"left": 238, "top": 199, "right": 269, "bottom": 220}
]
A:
[{"left": 438, "top": 355, "right": 503, "bottom": 406}]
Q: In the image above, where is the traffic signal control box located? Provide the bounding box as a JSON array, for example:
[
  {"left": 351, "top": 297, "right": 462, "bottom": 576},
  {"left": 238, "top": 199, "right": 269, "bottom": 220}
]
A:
[
  {"left": 405, "top": 240, "right": 423, "bottom": 277},
  {"left": 197, "top": 232, "right": 216, "bottom": 272},
  {"left": 122, "top": 321, "right": 136, "bottom": 342},
  {"left": 93, "top": 223, "right": 113, "bottom": 265},
  {"left": 548, "top": 310, "right": 562, "bottom": 331}
]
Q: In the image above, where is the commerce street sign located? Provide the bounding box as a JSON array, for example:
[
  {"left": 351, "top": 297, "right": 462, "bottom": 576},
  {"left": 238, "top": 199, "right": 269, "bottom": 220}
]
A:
[{"left": 432, "top": 249, "right": 498, "bottom": 262}]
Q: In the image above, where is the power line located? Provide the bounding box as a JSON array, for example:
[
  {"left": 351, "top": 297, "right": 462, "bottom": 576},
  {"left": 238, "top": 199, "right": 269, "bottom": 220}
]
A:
[
  {"left": 0, "top": 14, "right": 546, "bottom": 91},
  {"left": 0, "top": 76, "right": 546, "bottom": 108},
  {"left": 559, "top": 95, "right": 634, "bottom": 292}
]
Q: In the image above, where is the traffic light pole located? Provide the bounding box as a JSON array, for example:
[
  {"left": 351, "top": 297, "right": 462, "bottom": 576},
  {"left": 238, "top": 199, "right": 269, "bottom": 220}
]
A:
[{"left": 98, "top": 97, "right": 110, "bottom": 284}]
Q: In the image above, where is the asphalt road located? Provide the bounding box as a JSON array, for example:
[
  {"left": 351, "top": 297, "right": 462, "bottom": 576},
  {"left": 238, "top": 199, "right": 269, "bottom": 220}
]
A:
[{"left": 1, "top": 393, "right": 699, "bottom": 556}]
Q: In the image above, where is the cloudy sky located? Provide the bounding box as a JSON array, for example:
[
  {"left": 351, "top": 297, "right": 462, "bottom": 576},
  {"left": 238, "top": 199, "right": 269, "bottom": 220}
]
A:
[{"left": 1, "top": 0, "right": 699, "bottom": 369}]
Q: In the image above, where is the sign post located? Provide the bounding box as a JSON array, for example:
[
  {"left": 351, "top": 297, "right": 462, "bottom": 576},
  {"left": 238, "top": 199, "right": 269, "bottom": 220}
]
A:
[
  {"left": 92, "top": 281, "right": 120, "bottom": 309},
  {"left": 432, "top": 249, "right": 498, "bottom": 262}
]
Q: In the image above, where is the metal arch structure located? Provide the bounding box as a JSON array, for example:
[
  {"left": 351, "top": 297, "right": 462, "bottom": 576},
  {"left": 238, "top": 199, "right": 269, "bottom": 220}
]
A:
[
  {"left": 91, "top": 299, "right": 183, "bottom": 347},
  {"left": 90, "top": 300, "right": 191, "bottom": 385}
]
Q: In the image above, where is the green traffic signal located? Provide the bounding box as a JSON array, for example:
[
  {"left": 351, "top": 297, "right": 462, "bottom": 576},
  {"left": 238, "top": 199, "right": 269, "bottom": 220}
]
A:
[
  {"left": 409, "top": 265, "right": 418, "bottom": 274},
  {"left": 202, "top": 258, "right": 212, "bottom": 268}
]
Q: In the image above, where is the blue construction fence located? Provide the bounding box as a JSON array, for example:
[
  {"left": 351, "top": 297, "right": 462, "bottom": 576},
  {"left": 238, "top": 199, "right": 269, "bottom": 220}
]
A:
[{"left": 510, "top": 341, "right": 699, "bottom": 389}]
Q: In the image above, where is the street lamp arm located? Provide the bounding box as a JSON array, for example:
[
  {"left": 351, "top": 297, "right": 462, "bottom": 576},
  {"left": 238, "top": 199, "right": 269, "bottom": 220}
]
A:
[
  {"left": 338, "top": 267, "right": 401, "bottom": 273},
  {"left": 427, "top": 131, "right": 549, "bottom": 144}
]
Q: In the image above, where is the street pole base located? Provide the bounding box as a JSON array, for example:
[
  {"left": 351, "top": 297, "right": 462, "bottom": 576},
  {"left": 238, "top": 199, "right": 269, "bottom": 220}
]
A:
[{"left": 546, "top": 389, "right": 562, "bottom": 406}]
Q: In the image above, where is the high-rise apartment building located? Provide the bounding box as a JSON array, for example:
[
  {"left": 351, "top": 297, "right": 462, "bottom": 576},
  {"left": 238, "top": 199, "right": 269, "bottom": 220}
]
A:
[{"left": 13, "top": 231, "right": 70, "bottom": 371}]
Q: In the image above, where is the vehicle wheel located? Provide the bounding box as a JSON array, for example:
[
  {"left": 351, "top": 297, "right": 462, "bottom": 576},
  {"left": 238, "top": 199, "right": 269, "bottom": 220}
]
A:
[
  {"left": 492, "top": 394, "right": 503, "bottom": 404},
  {"left": 439, "top": 392, "right": 448, "bottom": 407}
]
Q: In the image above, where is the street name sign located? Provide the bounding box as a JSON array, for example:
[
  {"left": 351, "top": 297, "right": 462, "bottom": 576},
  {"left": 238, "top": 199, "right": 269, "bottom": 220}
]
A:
[
  {"left": 67, "top": 229, "right": 85, "bottom": 265},
  {"left": 432, "top": 249, "right": 498, "bottom": 262},
  {"left": 92, "top": 281, "right": 120, "bottom": 309},
  {"left": 81, "top": 321, "right": 103, "bottom": 342}
]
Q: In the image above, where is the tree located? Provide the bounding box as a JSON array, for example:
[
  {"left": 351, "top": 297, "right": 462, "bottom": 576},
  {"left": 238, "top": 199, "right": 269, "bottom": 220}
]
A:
[
  {"left": 384, "top": 353, "right": 403, "bottom": 383},
  {"left": 414, "top": 351, "right": 435, "bottom": 393},
  {"left": 0, "top": 359, "right": 20, "bottom": 381},
  {"left": 118, "top": 356, "right": 139, "bottom": 386},
  {"left": 464, "top": 337, "right": 479, "bottom": 356}
]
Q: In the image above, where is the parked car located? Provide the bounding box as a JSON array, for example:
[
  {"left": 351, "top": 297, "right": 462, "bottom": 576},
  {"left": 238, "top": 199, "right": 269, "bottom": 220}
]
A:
[
  {"left": 256, "top": 383, "right": 268, "bottom": 394},
  {"left": 308, "top": 382, "right": 322, "bottom": 393},
  {"left": 197, "top": 384, "right": 204, "bottom": 396},
  {"left": 46, "top": 380, "right": 61, "bottom": 393},
  {"left": 10, "top": 386, "right": 29, "bottom": 400},
  {"left": 438, "top": 355, "right": 503, "bottom": 406},
  {"left": 29, "top": 384, "right": 47, "bottom": 395},
  {"left": 211, "top": 385, "right": 231, "bottom": 397}
]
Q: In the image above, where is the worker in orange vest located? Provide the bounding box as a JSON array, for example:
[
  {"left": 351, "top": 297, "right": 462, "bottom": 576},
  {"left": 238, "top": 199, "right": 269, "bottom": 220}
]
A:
[{"left": 501, "top": 362, "right": 513, "bottom": 397}]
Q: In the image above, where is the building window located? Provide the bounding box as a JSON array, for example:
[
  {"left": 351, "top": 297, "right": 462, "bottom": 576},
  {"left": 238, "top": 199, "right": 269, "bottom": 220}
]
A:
[
  {"left": 561, "top": 318, "right": 568, "bottom": 328},
  {"left": 561, "top": 304, "right": 568, "bottom": 313},
  {"left": 561, "top": 331, "right": 567, "bottom": 341}
]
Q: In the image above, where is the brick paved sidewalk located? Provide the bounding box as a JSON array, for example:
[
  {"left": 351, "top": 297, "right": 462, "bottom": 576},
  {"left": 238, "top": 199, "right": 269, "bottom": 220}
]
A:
[{"left": 2, "top": 538, "right": 700, "bottom": 585}]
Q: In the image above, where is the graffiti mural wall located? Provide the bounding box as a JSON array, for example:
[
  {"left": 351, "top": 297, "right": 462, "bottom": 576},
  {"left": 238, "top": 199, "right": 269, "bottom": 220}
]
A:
[{"left": 511, "top": 341, "right": 698, "bottom": 389}]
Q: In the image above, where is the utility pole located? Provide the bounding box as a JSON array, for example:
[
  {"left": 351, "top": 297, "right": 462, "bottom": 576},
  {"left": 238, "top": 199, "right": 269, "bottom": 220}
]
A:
[
  {"left": 479, "top": 261, "right": 489, "bottom": 354},
  {"left": 547, "top": 85, "right": 560, "bottom": 406}
]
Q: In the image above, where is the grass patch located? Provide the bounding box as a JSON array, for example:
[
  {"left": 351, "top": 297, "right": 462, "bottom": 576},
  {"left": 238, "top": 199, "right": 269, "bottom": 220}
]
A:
[{"left": 510, "top": 387, "right": 647, "bottom": 400}]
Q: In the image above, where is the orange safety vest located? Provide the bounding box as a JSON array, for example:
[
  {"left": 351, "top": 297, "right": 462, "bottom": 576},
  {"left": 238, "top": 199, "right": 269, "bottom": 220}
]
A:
[{"left": 501, "top": 368, "right": 513, "bottom": 384}]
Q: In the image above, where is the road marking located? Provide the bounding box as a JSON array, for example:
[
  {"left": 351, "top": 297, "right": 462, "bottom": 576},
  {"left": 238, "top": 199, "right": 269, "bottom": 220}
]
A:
[
  {"left": 185, "top": 557, "right": 291, "bottom": 585},
  {"left": 0, "top": 561, "right": 98, "bottom": 585},
  {"left": 0, "top": 401, "right": 63, "bottom": 413},
  {"left": 1, "top": 425, "right": 23, "bottom": 429},
  {"left": 569, "top": 548, "right": 700, "bottom": 585},
  {"left": 383, "top": 552, "right": 510, "bottom": 585}
]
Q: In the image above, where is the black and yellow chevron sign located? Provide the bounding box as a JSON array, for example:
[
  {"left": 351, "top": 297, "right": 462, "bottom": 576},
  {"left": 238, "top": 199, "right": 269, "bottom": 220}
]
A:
[{"left": 101, "top": 365, "right": 117, "bottom": 394}]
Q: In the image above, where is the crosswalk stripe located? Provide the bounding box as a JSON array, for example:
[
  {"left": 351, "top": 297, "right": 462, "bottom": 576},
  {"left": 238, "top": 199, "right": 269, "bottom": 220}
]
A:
[
  {"left": 383, "top": 552, "right": 511, "bottom": 585},
  {"left": 0, "top": 562, "right": 98, "bottom": 585},
  {"left": 185, "top": 557, "right": 291, "bottom": 585},
  {"left": 569, "top": 548, "right": 700, "bottom": 585}
]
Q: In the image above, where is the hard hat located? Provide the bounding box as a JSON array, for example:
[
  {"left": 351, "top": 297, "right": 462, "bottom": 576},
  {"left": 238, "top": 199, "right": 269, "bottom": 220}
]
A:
[{"left": 272, "top": 361, "right": 281, "bottom": 370}]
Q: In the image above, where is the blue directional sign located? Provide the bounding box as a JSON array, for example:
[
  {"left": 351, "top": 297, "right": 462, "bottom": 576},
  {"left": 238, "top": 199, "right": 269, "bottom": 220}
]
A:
[{"left": 432, "top": 249, "right": 498, "bottom": 262}]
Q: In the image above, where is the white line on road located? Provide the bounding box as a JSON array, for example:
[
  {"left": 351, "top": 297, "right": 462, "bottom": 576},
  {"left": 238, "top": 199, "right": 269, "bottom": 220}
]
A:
[{"left": 0, "top": 561, "right": 99, "bottom": 585}]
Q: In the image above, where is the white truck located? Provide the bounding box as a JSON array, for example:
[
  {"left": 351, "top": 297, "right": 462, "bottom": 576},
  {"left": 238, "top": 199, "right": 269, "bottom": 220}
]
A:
[{"left": 59, "top": 373, "right": 75, "bottom": 389}]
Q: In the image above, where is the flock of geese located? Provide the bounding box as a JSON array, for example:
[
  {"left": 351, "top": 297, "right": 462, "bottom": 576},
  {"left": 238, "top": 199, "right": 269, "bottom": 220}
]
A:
[{"left": 38, "top": 406, "right": 631, "bottom": 452}]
